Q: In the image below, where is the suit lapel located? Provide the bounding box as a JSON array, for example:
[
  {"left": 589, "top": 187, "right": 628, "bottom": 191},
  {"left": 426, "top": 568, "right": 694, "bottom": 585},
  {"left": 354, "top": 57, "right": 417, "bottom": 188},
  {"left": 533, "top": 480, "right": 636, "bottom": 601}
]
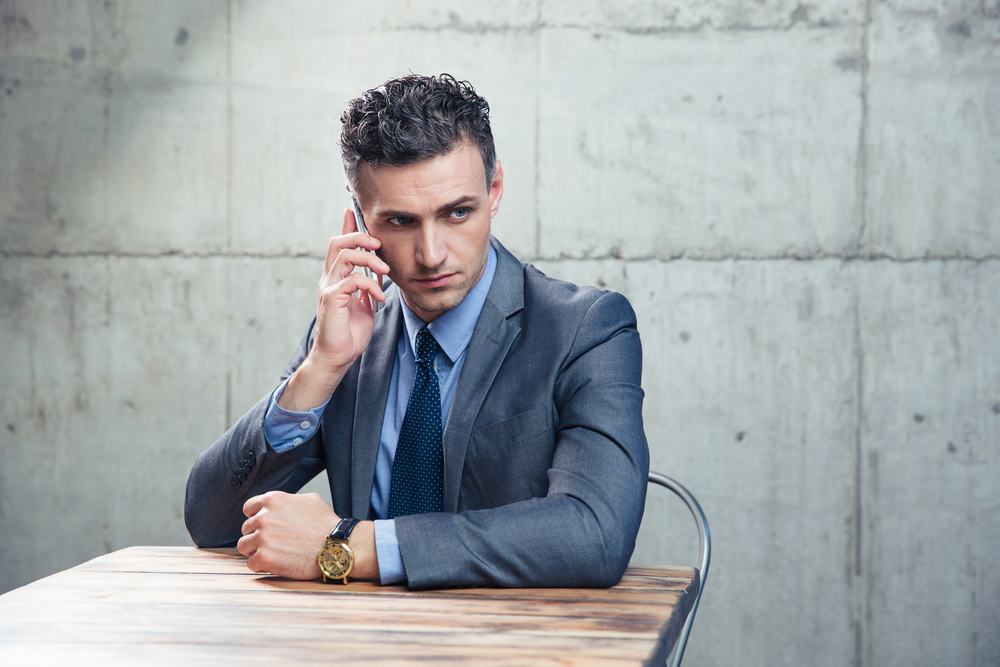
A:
[
  {"left": 351, "top": 288, "right": 402, "bottom": 518},
  {"left": 442, "top": 238, "right": 524, "bottom": 512}
]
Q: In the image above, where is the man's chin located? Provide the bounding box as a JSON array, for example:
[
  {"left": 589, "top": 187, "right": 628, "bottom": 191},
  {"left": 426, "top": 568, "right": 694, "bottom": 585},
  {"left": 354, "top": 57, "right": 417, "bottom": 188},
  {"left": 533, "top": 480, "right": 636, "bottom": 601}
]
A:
[{"left": 404, "top": 286, "right": 467, "bottom": 320}]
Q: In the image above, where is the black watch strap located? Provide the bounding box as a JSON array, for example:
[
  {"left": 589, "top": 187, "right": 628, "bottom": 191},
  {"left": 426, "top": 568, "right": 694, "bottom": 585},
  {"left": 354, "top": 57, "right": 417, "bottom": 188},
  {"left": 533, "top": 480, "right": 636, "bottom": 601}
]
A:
[{"left": 330, "top": 518, "right": 359, "bottom": 541}]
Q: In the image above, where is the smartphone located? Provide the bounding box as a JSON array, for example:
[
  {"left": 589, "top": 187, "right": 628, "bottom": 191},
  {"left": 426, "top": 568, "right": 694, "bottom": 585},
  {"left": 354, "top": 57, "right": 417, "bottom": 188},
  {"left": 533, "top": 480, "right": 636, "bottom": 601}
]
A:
[{"left": 351, "top": 195, "right": 381, "bottom": 313}]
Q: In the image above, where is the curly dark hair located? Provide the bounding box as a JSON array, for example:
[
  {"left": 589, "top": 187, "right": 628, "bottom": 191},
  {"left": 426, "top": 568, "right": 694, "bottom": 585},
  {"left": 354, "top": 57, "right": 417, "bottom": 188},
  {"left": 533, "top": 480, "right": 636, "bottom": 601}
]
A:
[{"left": 340, "top": 73, "right": 496, "bottom": 198}]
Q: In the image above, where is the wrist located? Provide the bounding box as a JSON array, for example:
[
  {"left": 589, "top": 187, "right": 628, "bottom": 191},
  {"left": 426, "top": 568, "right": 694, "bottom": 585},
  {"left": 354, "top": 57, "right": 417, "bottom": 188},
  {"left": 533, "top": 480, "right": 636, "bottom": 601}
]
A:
[
  {"left": 349, "top": 521, "right": 380, "bottom": 580},
  {"left": 278, "top": 356, "right": 350, "bottom": 412},
  {"left": 315, "top": 520, "right": 379, "bottom": 583}
]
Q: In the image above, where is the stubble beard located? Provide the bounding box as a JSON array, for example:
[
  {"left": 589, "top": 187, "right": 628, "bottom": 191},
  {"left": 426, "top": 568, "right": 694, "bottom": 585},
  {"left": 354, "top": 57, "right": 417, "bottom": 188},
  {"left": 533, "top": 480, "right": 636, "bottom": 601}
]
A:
[
  {"left": 402, "top": 251, "right": 488, "bottom": 319},
  {"left": 403, "top": 274, "right": 469, "bottom": 318}
]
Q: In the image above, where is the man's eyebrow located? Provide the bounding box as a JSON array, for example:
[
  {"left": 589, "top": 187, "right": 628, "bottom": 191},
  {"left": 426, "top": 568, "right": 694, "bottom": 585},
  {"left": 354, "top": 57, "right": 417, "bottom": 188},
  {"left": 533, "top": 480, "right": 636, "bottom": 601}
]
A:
[
  {"left": 436, "top": 195, "right": 480, "bottom": 215},
  {"left": 376, "top": 195, "right": 481, "bottom": 220}
]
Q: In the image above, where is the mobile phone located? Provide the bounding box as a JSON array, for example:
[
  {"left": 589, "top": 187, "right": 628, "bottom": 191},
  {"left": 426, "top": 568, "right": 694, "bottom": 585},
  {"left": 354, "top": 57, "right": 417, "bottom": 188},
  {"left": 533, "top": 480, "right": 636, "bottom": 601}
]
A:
[{"left": 351, "top": 195, "right": 381, "bottom": 313}]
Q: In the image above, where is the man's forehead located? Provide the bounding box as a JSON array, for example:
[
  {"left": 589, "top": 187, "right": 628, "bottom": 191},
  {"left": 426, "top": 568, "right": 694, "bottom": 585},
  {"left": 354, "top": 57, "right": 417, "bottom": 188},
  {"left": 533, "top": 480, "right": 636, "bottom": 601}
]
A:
[{"left": 354, "top": 142, "right": 487, "bottom": 212}]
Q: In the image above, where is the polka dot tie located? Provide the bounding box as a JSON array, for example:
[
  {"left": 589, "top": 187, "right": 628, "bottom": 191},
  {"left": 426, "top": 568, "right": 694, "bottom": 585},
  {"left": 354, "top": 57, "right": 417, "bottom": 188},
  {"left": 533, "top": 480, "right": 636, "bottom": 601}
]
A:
[{"left": 388, "top": 327, "right": 444, "bottom": 518}]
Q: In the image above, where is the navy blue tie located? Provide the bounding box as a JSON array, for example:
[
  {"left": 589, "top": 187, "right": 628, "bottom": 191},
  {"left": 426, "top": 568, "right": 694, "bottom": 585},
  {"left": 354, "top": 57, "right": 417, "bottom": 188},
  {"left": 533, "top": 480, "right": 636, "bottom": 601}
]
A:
[{"left": 388, "top": 327, "right": 444, "bottom": 518}]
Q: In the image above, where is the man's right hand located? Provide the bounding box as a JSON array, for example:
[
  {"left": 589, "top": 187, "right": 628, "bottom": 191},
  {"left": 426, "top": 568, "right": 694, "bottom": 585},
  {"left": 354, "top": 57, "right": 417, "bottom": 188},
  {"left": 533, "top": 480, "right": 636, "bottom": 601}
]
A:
[{"left": 277, "top": 208, "right": 389, "bottom": 412}]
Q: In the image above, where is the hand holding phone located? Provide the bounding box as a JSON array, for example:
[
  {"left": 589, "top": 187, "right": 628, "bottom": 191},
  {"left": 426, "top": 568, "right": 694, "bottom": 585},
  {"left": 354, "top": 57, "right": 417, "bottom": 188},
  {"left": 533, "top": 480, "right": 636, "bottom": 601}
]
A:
[{"left": 351, "top": 195, "right": 382, "bottom": 313}]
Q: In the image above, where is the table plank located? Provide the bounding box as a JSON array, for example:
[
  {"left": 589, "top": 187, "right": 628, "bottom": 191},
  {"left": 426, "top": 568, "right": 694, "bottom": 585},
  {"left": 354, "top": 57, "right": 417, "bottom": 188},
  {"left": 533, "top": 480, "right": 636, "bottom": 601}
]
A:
[{"left": 0, "top": 547, "right": 697, "bottom": 666}]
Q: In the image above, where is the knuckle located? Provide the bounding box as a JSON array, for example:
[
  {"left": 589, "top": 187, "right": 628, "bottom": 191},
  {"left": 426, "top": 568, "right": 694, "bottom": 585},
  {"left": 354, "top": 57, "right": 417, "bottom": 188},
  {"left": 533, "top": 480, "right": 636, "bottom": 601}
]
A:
[{"left": 237, "top": 536, "right": 255, "bottom": 557}]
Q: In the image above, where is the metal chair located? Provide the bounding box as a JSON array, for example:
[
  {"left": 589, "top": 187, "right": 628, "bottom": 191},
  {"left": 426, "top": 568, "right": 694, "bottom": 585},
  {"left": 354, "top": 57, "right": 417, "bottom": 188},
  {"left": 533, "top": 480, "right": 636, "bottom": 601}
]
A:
[{"left": 647, "top": 472, "right": 711, "bottom": 667}]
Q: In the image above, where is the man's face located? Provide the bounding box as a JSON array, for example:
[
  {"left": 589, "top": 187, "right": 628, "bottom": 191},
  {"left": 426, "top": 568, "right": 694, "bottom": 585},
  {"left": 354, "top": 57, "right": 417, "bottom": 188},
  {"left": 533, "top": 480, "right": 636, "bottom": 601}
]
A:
[{"left": 355, "top": 142, "right": 504, "bottom": 323}]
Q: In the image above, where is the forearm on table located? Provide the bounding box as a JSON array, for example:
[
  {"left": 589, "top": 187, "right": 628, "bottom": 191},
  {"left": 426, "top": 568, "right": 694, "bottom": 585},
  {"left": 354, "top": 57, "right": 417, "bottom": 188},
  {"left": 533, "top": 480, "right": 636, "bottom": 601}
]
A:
[{"left": 396, "top": 493, "right": 638, "bottom": 590}]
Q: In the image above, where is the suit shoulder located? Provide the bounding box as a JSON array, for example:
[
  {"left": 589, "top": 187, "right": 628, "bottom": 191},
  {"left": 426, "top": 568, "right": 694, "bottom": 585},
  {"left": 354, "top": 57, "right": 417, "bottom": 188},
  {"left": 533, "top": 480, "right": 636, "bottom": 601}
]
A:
[{"left": 521, "top": 263, "right": 637, "bottom": 325}]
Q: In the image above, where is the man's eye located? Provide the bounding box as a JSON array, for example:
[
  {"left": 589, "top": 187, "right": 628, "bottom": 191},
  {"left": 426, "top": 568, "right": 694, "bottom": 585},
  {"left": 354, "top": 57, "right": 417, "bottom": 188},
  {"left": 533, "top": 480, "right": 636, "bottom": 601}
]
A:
[
  {"left": 388, "top": 216, "right": 411, "bottom": 226},
  {"left": 451, "top": 208, "right": 470, "bottom": 220}
]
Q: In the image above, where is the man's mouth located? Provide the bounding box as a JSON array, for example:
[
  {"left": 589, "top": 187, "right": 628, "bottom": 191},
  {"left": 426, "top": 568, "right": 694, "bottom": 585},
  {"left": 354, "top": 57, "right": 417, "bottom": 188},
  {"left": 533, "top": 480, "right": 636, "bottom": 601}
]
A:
[{"left": 414, "top": 273, "right": 456, "bottom": 289}]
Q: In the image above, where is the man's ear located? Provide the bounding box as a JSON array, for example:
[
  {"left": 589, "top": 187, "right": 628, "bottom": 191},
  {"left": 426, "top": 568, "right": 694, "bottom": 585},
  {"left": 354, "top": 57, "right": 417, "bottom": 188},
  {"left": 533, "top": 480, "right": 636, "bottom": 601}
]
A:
[{"left": 489, "top": 160, "right": 504, "bottom": 219}]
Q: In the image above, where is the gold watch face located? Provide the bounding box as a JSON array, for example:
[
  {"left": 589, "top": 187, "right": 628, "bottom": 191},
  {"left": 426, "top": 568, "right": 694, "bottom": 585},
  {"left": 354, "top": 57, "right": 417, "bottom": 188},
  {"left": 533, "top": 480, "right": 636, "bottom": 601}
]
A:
[{"left": 318, "top": 540, "right": 354, "bottom": 581}]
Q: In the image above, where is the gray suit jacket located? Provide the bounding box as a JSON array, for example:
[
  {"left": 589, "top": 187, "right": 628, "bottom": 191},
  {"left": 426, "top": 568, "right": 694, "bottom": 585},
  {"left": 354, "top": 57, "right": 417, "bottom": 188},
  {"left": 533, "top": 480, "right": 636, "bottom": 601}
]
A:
[{"left": 185, "top": 238, "right": 649, "bottom": 589}]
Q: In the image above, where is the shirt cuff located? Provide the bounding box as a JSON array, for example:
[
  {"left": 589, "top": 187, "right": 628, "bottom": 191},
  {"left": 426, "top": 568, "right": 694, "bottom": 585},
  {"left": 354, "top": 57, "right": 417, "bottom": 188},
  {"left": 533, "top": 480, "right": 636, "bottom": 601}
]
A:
[
  {"left": 374, "top": 519, "right": 406, "bottom": 585},
  {"left": 263, "top": 378, "right": 330, "bottom": 453}
]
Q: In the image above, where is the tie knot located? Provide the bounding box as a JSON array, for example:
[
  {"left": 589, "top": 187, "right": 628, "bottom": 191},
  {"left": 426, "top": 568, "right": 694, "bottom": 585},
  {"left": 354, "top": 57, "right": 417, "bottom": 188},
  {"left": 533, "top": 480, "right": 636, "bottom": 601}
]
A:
[{"left": 414, "top": 328, "right": 438, "bottom": 365}]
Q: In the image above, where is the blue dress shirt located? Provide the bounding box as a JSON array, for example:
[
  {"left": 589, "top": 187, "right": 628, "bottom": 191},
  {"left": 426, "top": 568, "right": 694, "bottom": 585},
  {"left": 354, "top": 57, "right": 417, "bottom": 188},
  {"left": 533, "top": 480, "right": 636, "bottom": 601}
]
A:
[{"left": 263, "top": 246, "right": 498, "bottom": 584}]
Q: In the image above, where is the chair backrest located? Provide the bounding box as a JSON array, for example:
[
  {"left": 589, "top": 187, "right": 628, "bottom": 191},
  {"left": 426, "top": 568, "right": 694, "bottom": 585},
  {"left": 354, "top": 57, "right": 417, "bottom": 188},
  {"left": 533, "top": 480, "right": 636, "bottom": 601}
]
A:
[{"left": 647, "top": 471, "right": 711, "bottom": 667}]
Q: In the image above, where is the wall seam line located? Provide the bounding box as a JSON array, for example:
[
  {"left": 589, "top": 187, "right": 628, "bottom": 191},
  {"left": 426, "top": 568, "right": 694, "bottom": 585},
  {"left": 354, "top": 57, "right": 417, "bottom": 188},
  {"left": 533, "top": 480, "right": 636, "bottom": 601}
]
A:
[
  {"left": 856, "top": 0, "right": 871, "bottom": 256},
  {"left": 534, "top": 5, "right": 542, "bottom": 259},
  {"left": 854, "top": 3, "right": 872, "bottom": 666},
  {"left": 224, "top": 0, "right": 233, "bottom": 430},
  {"left": 5, "top": 251, "right": 1000, "bottom": 263}
]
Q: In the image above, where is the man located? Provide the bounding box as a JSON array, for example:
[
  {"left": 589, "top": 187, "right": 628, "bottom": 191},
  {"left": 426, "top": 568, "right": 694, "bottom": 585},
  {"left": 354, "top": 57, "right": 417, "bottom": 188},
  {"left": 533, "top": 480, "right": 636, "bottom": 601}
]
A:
[{"left": 185, "top": 74, "right": 649, "bottom": 589}]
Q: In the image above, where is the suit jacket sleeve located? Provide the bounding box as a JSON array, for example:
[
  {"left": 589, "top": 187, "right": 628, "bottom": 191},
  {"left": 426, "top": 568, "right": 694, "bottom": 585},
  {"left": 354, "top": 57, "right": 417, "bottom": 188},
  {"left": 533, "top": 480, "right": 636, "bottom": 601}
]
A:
[
  {"left": 184, "top": 319, "right": 328, "bottom": 548},
  {"left": 394, "top": 291, "right": 649, "bottom": 589}
]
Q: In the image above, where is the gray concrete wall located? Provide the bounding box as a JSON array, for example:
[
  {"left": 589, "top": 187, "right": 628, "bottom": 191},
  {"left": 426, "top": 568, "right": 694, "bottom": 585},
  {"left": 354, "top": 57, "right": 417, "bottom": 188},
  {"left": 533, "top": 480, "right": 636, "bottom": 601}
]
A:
[{"left": 1, "top": 1, "right": 997, "bottom": 665}]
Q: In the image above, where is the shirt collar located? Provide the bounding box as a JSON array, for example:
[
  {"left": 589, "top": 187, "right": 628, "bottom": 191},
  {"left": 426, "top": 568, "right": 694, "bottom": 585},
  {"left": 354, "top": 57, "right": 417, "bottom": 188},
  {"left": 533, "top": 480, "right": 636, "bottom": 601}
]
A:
[{"left": 399, "top": 245, "right": 498, "bottom": 363}]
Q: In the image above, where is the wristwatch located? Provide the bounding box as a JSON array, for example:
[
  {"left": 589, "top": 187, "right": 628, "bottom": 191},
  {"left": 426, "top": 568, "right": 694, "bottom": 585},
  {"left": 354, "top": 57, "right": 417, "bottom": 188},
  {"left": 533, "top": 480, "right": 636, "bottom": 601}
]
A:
[{"left": 317, "top": 518, "right": 360, "bottom": 584}]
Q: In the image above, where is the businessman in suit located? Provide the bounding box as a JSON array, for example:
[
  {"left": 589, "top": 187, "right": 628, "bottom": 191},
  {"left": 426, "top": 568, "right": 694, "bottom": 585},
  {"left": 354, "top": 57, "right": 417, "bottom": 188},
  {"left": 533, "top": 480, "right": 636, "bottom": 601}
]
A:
[{"left": 185, "top": 74, "right": 649, "bottom": 589}]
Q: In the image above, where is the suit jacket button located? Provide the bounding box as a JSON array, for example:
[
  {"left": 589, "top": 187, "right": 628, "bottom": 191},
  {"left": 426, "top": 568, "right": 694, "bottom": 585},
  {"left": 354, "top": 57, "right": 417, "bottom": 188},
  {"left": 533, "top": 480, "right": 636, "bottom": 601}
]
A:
[
  {"left": 247, "top": 451, "right": 256, "bottom": 466},
  {"left": 236, "top": 469, "right": 247, "bottom": 482},
  {"left": 231, "top": 474, "right": 241, "bottom": 488}
]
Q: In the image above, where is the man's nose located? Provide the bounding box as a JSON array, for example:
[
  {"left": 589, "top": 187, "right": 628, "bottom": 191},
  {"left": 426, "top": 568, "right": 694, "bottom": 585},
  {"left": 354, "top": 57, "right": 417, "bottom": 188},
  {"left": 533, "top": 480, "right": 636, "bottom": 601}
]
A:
[{"left": 414, "top": 222, "right": 448, "bottom": 269}]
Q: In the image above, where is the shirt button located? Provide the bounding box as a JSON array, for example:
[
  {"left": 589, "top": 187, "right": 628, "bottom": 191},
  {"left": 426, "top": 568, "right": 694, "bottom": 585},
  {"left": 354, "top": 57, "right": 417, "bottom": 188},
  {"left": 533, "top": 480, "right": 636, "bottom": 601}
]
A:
[
  {"left": 293, "top": 438, "right": 303, "bottom": 446},
  {"left": 299, "top": 420, "right": 311, "bottom": 429}
]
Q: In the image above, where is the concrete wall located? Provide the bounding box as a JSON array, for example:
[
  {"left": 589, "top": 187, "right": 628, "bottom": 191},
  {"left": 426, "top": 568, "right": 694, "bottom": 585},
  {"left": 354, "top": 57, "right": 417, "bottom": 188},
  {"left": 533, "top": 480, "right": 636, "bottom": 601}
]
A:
[{"left": 1, "top": 1, "right": 997, "bottom": 665}]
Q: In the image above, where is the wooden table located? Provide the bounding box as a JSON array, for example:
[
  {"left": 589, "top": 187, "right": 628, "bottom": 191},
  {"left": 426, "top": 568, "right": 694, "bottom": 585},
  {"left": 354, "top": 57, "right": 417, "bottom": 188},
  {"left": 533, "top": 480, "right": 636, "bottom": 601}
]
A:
[{"left": 0, "top": 547, "right": 698, "bottom": 666}]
